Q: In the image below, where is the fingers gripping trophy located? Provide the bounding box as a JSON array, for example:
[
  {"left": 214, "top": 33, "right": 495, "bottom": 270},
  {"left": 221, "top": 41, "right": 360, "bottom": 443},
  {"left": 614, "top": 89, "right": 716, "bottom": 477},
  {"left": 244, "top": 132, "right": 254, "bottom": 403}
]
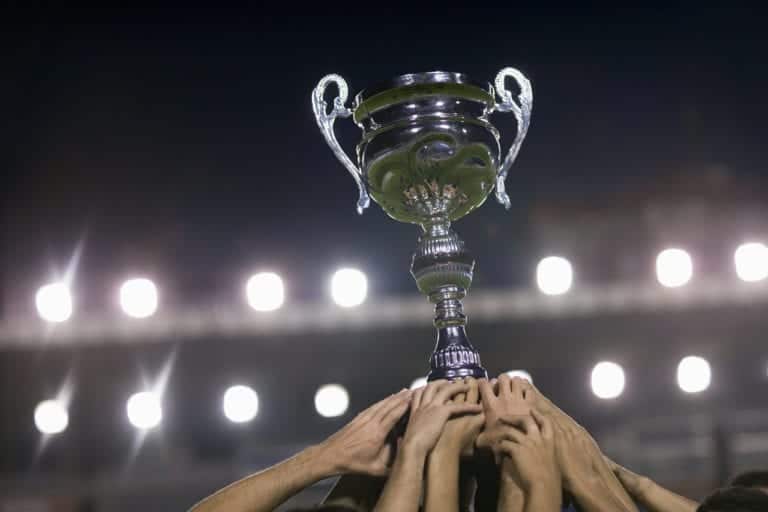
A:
[{"left": 312, "top": 69, "right": 532, "bottom": 381}]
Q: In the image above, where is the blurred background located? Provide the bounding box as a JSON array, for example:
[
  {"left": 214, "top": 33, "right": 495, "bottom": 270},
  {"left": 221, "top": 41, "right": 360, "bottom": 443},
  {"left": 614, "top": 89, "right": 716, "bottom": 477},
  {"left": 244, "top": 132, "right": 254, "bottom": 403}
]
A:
[{"left": 2, "top": 5, "right": 768, "bottom": 511}]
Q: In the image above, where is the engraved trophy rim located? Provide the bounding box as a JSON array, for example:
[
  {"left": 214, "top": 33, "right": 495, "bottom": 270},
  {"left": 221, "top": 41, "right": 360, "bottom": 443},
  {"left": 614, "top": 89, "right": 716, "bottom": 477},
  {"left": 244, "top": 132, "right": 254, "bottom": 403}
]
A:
[{"left": 354, "top": 70, "right": 493, "bottom": 104}]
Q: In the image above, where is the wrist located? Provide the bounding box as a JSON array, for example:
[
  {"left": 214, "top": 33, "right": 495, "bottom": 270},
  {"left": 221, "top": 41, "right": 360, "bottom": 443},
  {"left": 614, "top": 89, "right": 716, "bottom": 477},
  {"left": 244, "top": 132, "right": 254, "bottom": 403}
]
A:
[
  {"left": 401, "top": 437, "right": 430, "bottom": 461},
  {"left": 305, "top": 442, "right": 340, "bottom": 478}
]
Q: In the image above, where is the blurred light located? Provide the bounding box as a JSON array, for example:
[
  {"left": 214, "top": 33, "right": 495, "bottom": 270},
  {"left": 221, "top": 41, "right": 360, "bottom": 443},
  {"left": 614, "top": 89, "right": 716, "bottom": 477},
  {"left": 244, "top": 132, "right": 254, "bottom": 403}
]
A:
[
  {"left": 506, "top": 370, "right": 533, "bottom": 384},
  {"left": 119, "top": 278, "right": 158, "bottom": 318},
  {"left": 126, "top": 391, "right": 162, "bottom": 429},
  {"left": 330, "top": 268, "right": 368, "bottom": 307},
  {"left": 246, "top": 272, "right": 285, "bottom": 312},
  {"left": 223, "top": 385, "right": 259, "bottom": 423},
  {"left": 677, "top": 356, "right": 711, "bottom": 393},
  {"left": 35, "top": 282, "right": 73, "bottom": 323},
  {"left": 315, "top": 384, "right": 349, "bottom": 418},
  {"left": 34, "top": 400, "right": 68, "bottom": 435},
  {"left": 734, "top": 242, "right": 768, "bottom": 282},
  {"left": 590, "top": 361, "right": 625, "bottom": 399},
  {"left": 410, "top": 377, "right": 428, "bottom": 389},
  {"left": 656, "top": 248, "right": 693, "bottom": 288},
  {"left": 536, "top": 256, "right": 573, "bottom": 295}
]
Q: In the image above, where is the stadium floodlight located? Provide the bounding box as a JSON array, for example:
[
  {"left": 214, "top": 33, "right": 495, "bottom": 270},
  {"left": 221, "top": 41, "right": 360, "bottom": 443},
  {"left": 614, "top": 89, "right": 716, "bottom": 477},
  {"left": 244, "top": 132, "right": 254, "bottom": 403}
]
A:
[
  {"left": 245, "top": 272, "right": 285, "bottom": 312},
  {"left": 536, "top": 256, "right": 573, "bottom": 295},
  {"left": 314, "top": 384, "right": 349, "bottom": 418},
  {"left": 734, "top": 242, "right": 768, "bottom": 282},
  {"left": 34, "top": 400, "right": 69, "bottom": 435},
  {"left": 223, "top": 385, "right": 259, "bottom": 423},
  {"left": 410, "top": 377, "right": 428, "bottom": 390},
  {"left": 656, "top": 248, "right": 693, "bottom": 288},
  {"left": 119, "top": 278, "right": 158, "bottom": 318},
  {"left": 126, "top": 391, "right": 162, "bottom": 429},
  {"left": 330, "top": 268, "right": 368, "bottom": 307},
  {"left": 590, "top": 361, "right": 625, "bottom": 399},
  {"left": 506, "top": 370, "right": 533, "bottom": 384},
  {"left": 35, "top": 282, "right": 73, "bottom": 323},
  {"left": 677, "top": 356, "right": 711, "bottom": 393}
]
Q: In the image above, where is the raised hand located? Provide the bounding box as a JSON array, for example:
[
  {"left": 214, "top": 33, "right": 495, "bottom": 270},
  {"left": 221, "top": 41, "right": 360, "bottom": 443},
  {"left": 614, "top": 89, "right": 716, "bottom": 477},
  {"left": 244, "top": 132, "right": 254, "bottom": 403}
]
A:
[
  {"left": 318, "top": 388, "right": 411, "bottom": 476},
  {"left": 477, "top": 374, "right": 535, "bottom": 459},
  {"left": 498, "top": 410, "right": 561, "bottom": 504},
  {"left": 433, "top": 377, "right": 485, "bottom": 457},
  {"left": 403, "top": 379, "right": 484, "bottom": 457}
]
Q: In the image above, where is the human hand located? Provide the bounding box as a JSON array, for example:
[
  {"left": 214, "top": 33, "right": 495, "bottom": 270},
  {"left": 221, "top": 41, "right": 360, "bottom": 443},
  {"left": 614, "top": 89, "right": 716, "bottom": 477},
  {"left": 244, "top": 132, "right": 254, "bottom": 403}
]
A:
[
  {"left": 550, "top": 411, "right": 604, "bottom": 492},
  {"left": 496, "top": 410, "right": 560, "bottom": 491},
  {"left": 478, "top": 374, "right": 533, "bottom": 428},
  {"left": 476, "top": 374, "right": 534, "bottom": 460},
  {"left": 318, "top": 388, "right": 411, "bottom": 476},
  {"left": 403, "top": 379, "right": 483, "bottom": 459},
  {"left": 433, "top": 377, "right": 485, "bottom": 457}
]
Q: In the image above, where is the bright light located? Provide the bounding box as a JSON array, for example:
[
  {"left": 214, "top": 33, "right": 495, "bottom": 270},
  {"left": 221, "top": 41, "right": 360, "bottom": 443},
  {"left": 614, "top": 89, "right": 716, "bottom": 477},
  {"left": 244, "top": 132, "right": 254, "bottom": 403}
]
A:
[
  {"left": 677, "top": 356, "right": 711, "bottom": 393},
  {"left": 330, "top": 268, "right": 368, "bottom": 307},
  {"left": 656, "top": 248, "right": 693, "bottom": 288},
  {"left": 34, "top": 400, "right": 69, "bottom": 435},
  {"left": 410, "top": 377, "right": 428, "bottom": 390},
  {"left": 223, "top": 385, "right": 259, "bottom": 423},
  {"left": 506, "top": 370, "right": 534, "bottom": 384},
  {"left": 315, "top": 384, "right": 349, "bottom": 418},
  {"left": 119, "top": 278, "right": 158, "bottom": 318},
  {"left": 35, "top": 282, "right": 73, "bottom": 323},
  {"left": 246, "top": 272, "right": 285, "bottom": 312},
  {"left": 734, "top": 243, "right": 768, "bottom": 282},
  {"left": 126, "top": 391, "right": 162, "bottom": 429},
  {"left": 590, "top": 361, "right": 625, "bottom": 399},
  {"left": 536, "top": 256, "right": 573, "bottom": 295}
]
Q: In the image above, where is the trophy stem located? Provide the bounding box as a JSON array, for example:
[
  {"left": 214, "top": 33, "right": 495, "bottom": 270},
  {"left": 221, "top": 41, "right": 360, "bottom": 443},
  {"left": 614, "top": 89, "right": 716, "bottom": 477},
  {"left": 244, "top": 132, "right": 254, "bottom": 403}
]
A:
[{"left": 411, "top": 217, "right": 488, "bottom": 381}]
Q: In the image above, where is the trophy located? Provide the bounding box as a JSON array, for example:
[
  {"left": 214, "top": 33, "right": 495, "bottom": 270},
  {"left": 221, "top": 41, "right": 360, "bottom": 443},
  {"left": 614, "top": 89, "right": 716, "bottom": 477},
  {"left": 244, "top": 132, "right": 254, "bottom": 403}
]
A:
[{"left": 312, "top": 69, "right": 532, "bottom": 381}]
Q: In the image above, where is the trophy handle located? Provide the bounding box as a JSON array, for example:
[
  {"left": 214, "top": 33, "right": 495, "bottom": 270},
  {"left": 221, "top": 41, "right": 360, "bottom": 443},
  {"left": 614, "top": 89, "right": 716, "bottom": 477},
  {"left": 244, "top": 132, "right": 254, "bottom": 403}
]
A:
[
  {"left": 492, "top": 67, "right": 533, "bottom": 209},
  {"left": 312, "top": 74, "right": 371, "bottom": 214}
]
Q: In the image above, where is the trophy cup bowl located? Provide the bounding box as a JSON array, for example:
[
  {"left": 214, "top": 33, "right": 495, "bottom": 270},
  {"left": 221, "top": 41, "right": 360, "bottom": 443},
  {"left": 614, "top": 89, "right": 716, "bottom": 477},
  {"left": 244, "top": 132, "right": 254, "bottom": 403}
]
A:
[{"left": 312, "top": 69, "right": 532, "bottom": 381}]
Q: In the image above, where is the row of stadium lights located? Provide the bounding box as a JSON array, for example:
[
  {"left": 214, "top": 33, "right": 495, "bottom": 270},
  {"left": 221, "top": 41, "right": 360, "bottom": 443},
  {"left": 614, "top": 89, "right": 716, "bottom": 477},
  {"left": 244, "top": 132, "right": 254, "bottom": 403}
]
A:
[
  {"left": 33, "top": 357, "right": 717, "bottom": 435},
  {"left": 32, "top": 243, "right": 768, "bottom": 323}
]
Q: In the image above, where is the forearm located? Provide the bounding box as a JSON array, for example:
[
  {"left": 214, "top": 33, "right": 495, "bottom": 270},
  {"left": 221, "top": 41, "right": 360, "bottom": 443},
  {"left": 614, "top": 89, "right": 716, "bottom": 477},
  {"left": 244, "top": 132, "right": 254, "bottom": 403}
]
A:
[
  {"left": 630, "top": 478, "right": 698, "bottom": 512},
  {"left": 522, "top": 482, "right": 561, "bottom": 512},
  {"left": 569, "top": 475, "right": 634, "bottom": 512},
  {"left": 592, "top": 458, "right": 638, "bottom": 511},
  {"left": 374, "top": 445, "right": 426, "bottom": 512},
  {"left": 425, "top": 446, "right": 460, "bottom": 512},
  {"left": 497, "top": 474, "right": 525, "bottom": 512},
  {"left": 189, "top": 445, "right": 332, "bottom": 512},
  {"left": 322, "top": 474, "right": 386, "bottom": 512}
]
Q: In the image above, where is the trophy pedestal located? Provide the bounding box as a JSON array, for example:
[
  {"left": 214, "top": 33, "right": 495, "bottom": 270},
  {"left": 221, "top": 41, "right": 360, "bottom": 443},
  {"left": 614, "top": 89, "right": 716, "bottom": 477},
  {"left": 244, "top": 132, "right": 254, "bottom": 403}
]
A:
[{"left": 411, "top": 220, "right": 487, "bottom": 381}]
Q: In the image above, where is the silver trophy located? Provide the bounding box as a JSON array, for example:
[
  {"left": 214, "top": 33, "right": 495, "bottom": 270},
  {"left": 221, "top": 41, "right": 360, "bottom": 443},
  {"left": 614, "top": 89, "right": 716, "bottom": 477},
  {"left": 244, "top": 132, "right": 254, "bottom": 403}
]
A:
[{"left": 312, "top": 69, "right": 532, "bottom": 381}]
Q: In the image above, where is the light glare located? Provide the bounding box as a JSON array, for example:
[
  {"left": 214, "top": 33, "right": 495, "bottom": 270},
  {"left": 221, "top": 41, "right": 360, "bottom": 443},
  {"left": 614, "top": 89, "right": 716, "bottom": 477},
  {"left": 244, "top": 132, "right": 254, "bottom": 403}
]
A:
[
  {"left": 35, "top": 282, "right": 73, "bottom": 323},
  {"left": 119, "top": 278, "right": 158, "bottom": 318},
  {"left": 330, "top": 268, "right": 368, "bottom": 307},
  {"left": 677, "top": 356, "right": 711, "bottom": 393},
  {"left": 223, "top": 385, "right": 259, "bottom": 423},
  {"left": 34, "top": 400, "right": 69, "bottom": 435},
  {"left": 126, "top": 391, "right": 162, "bottom": 429},
  {"left": 506, "top": 370, "right": 534, "bottom": 384},
  {"left": 734, "top": 243, "right": 768, "bottom": 282},
  {"left": 536, "top": 256, "right": 573, "bottom": 295},
  {"left": 315, "top": 384, "right": 349, "bottom": 418},
  {"left": 590, "top": 361, "right": 625, "bottom": 399},
  {"left": 410, "top": 377, "right": 428, "bottom": 390},
  {"left": 246, "top": 272, "right": 285, "bottom": 312},
  {"left": 656, "top": 248, "right": 693, "bottom": 288}
]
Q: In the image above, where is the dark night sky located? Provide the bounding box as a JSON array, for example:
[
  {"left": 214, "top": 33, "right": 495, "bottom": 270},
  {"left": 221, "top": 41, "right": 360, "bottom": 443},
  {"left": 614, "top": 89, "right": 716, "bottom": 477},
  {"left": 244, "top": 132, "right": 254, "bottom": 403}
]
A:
[{"left": 3, "top": 6, "right": 768, "bottom": 317}]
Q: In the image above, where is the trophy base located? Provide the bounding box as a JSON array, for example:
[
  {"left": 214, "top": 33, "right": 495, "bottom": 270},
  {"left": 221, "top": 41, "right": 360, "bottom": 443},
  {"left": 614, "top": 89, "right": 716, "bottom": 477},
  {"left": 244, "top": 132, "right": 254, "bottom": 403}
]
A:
[{"left": 426, "top": 325, "right": 488, "bottom": 382}]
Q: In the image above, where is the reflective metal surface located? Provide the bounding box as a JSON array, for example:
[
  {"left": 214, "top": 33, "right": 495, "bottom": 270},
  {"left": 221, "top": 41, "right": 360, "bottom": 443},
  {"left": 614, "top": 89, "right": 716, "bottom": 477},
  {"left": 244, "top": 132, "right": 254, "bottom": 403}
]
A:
[{"left": 312, "top": 68, "right": 533, "bottom": 380}]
